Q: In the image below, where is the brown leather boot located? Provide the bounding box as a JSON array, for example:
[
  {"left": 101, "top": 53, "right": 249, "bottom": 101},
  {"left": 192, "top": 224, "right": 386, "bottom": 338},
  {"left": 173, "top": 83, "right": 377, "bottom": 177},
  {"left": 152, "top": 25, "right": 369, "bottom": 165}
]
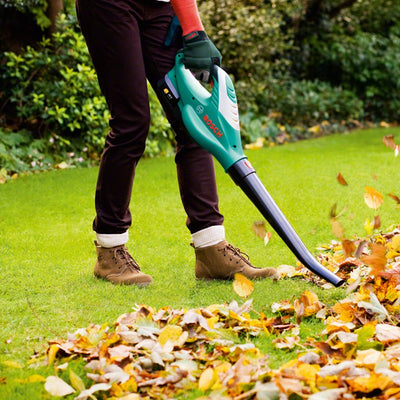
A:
[
  {"left": 94, "top": 241, "right": 152, "bottom": 286},
  {"left": 194, "top": 240, "right": 278, "bottom": 280}
]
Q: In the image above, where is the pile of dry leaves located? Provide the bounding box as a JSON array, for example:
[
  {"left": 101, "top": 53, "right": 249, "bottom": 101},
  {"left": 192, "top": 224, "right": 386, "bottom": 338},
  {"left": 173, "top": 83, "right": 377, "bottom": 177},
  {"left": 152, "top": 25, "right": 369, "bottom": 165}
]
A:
[
  {"left": 35, "top": 225, "right": 400, "bottom": 400},
  {"left": 36, "top": 133, "right": 400, "bottom": 399}
]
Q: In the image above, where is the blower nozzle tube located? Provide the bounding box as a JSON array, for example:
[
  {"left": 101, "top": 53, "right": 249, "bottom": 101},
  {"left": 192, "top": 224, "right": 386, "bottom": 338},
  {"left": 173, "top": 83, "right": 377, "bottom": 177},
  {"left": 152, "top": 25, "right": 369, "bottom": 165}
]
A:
[{"left": 228, "top": 159, "right": 345, "bottom": 287}]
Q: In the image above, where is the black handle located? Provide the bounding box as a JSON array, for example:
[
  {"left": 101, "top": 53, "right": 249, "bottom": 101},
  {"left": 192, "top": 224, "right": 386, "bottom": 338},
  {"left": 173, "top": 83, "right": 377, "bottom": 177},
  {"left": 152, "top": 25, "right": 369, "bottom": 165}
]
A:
[{"left": 228, "top": 159, "right": 345, "bottom": 287}]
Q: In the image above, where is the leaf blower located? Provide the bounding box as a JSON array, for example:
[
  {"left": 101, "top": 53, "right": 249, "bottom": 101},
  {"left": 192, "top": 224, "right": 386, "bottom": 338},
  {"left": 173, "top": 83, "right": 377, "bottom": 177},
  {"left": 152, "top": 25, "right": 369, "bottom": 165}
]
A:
[{"left": 158, "top": 52, "right": 345, "bottom": 287}]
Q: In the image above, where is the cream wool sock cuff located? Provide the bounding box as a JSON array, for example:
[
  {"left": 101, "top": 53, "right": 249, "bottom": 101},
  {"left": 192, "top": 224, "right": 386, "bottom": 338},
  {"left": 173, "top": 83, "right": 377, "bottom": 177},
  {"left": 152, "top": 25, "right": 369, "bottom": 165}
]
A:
[
  {"left": 96, "top": 231, "right": 129, "bottom": 248},
  {"left": 191, "top": 225, "right": 225, "bottom": 248}
]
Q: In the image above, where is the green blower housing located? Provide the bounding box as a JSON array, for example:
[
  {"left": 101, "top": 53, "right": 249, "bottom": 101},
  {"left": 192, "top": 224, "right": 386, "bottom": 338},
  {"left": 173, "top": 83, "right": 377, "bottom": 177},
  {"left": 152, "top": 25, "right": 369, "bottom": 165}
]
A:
[{"left": 158, "top": 52, "right": 344, "bottom": 287}]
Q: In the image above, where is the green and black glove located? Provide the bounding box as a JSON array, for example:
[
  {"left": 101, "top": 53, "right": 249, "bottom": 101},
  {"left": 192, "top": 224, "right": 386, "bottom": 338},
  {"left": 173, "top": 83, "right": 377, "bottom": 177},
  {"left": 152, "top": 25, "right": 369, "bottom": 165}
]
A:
[{"left": 182, "top": 30, "right": 222, "bottom": 83}]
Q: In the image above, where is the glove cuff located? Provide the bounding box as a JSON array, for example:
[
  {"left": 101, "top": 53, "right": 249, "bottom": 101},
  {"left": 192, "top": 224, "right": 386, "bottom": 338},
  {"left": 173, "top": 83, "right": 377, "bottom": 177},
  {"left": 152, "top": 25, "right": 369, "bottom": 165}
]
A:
[{"left": 183, "top": 30, "right": 208, "bottom": 44}]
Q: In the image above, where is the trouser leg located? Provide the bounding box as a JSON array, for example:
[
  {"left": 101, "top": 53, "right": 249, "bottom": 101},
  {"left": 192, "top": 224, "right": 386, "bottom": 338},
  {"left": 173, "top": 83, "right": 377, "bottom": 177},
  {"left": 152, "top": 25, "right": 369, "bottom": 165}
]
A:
[
  {"left": 76, "top": 0, "right": 149, "bottom": 236},
  {"left": 77, "top": 0, "right": 223, "bottom": 240},
  {"left": 140, "top": 3, "right": 224, "bottom": 234}
]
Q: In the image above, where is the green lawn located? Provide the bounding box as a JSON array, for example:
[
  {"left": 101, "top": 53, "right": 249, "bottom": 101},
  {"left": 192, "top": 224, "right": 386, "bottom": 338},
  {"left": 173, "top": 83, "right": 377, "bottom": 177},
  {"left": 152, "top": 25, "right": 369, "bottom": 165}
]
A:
[{"left": 0, "top": 127, "right": 399, "bottom": 398}]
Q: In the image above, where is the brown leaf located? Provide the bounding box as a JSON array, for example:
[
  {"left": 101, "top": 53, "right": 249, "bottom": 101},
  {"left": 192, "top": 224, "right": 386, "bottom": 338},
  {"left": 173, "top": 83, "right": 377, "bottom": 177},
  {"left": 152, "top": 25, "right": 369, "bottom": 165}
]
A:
[
  {"left": 336, "top": 172, "right": 348, "bottom": 186},
  {"left": 342, "top": 239, "right": 356, "bottom": 258},
  {"left": 382, "top": 134, "right": 396, "bottom": 150},
  {"left": 388, "top": 193, "right": 400, "bottom": 204},
  {"left": 373, "top": 215, "right": 381, "bottom": 230},
  {"left": 364, "top": 186, "right": 383, "bottom": 210},
  {"left": 361, "top": 243, "right": 387, "bottom": 275}
]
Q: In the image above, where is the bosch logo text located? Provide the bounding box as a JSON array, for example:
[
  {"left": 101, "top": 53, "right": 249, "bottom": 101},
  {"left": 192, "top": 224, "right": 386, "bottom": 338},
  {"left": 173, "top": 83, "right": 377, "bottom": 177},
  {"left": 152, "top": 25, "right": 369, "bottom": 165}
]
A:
[{"left": 203, "top": 115, "right": 223, "bottom": 138}]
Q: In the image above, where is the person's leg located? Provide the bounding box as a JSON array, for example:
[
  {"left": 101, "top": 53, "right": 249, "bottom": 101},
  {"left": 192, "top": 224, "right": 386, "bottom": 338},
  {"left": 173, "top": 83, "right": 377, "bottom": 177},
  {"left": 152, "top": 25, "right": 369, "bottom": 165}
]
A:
[
  {"left": 141, "top": 2, "right": 278, "bottom": 280},
  {"left": 76, "top": 0, "right": 152, "bottom": 284},
  {"left": 76, "top": 0, "right": 149, "bottom": 241},
  {"left": 141, "top": 1, "right": 224, "bottom": 238}
]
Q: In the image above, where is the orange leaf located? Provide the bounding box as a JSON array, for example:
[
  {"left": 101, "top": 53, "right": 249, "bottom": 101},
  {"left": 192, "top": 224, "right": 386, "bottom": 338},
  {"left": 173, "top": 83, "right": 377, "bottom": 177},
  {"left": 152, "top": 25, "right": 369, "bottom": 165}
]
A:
[
  {"left": 364, "top": 186, "right": 383, "bottom": 210},
  {"left": 382, "top": 134, "right": 396, "bottom": 150},
  {"left": 342, "top": 239, "right": 356, "bottom": 258},
  {"left": 233, "top": 273, "right": 254, "bottom": 298},
  {"left": 336, "top": 172, "right": 348, "bottom": 186},
  {"left": 361, "top": 243, "right": 387, "bottom": 275}
]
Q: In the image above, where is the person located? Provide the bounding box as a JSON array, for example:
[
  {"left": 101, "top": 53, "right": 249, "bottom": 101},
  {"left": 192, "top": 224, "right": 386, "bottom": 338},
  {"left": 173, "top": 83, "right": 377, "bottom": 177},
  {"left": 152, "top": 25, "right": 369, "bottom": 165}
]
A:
[{"left": 75, "top": 0, "right": 278, "bottom": 286}]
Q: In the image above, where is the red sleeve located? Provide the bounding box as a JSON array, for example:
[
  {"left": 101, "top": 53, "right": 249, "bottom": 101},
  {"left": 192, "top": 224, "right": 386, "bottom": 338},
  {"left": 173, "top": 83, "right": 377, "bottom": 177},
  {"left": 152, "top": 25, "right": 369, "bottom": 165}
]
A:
[{"left": 170, "top": 0, "right": 204, "bottom": 36}]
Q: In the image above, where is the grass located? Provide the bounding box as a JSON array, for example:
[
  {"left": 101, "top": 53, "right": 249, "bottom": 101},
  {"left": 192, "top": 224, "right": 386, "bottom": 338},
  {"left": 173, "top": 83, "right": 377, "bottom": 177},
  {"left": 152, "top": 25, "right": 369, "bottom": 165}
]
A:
[{"left": 0, "top": 127, "right": 399, "bottom": 398}]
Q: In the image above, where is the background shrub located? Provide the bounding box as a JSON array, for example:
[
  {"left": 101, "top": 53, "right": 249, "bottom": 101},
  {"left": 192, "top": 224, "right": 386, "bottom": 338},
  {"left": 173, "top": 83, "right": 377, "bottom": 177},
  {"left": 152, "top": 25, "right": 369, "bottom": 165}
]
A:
[{"left": 0, "top": 14, "right": 174, "bottom": 177}]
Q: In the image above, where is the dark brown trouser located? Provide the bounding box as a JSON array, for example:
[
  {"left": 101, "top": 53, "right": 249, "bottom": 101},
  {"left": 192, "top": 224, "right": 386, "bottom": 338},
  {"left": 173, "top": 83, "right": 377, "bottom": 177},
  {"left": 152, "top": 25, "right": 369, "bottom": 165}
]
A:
[{"left": 75, "top": 0, "right": 224, "bottom": 235}]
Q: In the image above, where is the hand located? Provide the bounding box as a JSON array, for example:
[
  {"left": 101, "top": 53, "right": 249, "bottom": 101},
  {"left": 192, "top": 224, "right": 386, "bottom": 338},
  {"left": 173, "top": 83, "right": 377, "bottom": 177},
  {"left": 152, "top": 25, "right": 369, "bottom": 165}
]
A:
[{"left": 182, "top": 31, "right": 222, "bottom": 83}]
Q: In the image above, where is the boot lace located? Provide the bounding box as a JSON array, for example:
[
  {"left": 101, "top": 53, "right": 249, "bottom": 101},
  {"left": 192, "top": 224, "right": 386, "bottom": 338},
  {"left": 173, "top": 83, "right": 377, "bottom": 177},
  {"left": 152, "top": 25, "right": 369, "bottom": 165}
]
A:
[
  {"left": 219, "top": 243, "right": 253, "bottom": 266},
  {"left": 115, "top": 247, "right": 141, "bottom": 272}
]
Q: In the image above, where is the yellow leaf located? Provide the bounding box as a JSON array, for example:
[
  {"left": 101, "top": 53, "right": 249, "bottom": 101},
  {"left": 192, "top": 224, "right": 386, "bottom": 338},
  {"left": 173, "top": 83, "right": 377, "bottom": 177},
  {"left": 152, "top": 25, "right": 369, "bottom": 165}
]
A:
[
  {"left": 346, "top": 372, "right": 391, "bottom": 393},
  {"left": 244, "top": 137, "right": 264, "bottom": 150},
  {"left": 297, "top": 363, "right": 320, "bottom": 384},
  {"left": 364, "top": 218, "right": 374, "bottom": 236},
  {"left": 364, "top": 186, "right": 383, "bottom": 210},
  {"left": 233, "top": 273, "right": 254, "bottom": 298},
  {"left": 69, "top": 369, "right": 86, "bottom": 392},
  {"left": 391, "top": 235, "right": 400, "bottom": 252},
  {"left": 55, "top": 161, "right": 69, "bottom": 169},
  {"left": 158, "top": 325, "right": 183, "bottom": 346},
  {"left": 47, "top": 344, "right": 59, "bottom": 365},
  {"left": 308, "top": 125, "right": 321, "bottom": 134},
  {"left": 26, "top": 374, "right": 46, "bottom": 383},
  {"left": 1, "top": 360, "right": 22, "bottom": 369},
  {"left": 16, "top": 375, "right": 46, "bottom": 384},
  {"left": 198, "top": 367, "right": 217, "bottom": 391}
]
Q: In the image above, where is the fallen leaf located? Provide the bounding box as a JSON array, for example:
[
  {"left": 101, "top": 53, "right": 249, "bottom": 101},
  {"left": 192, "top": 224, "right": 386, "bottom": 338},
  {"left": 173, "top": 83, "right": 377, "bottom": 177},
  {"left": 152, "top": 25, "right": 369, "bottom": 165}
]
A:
[
  {"left": 273, "top": 335, "right": 300, "bottom": 349},
  {"left": 358, "top": 293, "right": 389, "bottom": 322},
  {"left": 382, "top": 134, "right": 396, "bottom": 149},
  {"left": 336, "top": 172, "right": 348, "bottom": 186},
  {"left": 1, "top": 360, "right": 22, "bottom": 369},
  {"left": 70, "top": 369, "right": 86, "bottom": 392},
  {"left": 309, "top": 388, "right": 346, "bottom": 400},
  {"left": 198, "top": 367, "right": 217, "bottom": 391},
  {"left": 364, "top": 186, "right": 383, "bottom": 210},
  {"left": 74, "top": 383, "right": 112, "bottom": 400},
  {"left": 44, "top": 376, "right": 75, "bottom": 397},
  {"left": 233, "top": 273, "right": 254, "bottom": 298},
  {"left": 158, "top": 325, "right": 183, "bottom": 347},
  {"left": 55, "top": 161, "right": 69, "bottom": 169},
  {"left": 375, "top": 324, "right": 400, "bottom": 343},
  {"left": 244, "top": 137, "right": 264, "bottom": 150}
]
